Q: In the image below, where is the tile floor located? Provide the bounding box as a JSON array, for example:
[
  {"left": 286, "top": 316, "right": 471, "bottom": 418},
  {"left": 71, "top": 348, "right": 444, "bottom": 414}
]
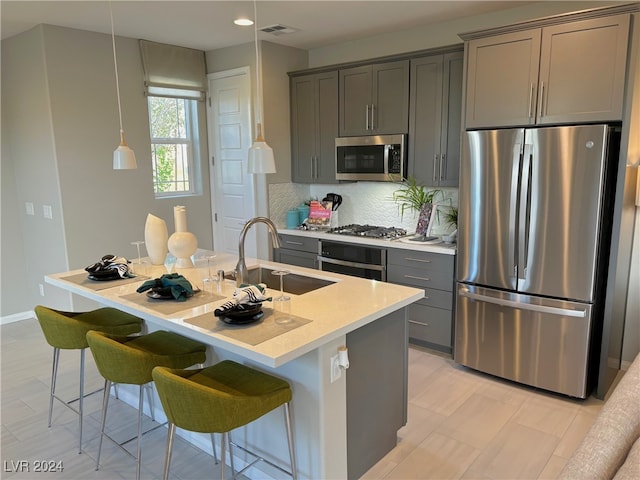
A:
[{"left": 1, "top": 318, "right": 606, "bottom": 479}]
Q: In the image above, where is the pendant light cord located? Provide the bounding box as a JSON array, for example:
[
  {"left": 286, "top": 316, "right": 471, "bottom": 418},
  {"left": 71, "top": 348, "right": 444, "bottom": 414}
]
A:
[
  {"left": 109, "top": 1, "right": 125, "bottom": 142},
  {"left": 253, "top": 0, "right": 263, "bottom": 129}
]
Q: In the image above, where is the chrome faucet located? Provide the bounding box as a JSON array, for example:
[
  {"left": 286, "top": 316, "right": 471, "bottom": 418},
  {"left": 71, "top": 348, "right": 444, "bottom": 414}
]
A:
[{"left": 235, "top": 217, "right": 281, "bottom": 286}]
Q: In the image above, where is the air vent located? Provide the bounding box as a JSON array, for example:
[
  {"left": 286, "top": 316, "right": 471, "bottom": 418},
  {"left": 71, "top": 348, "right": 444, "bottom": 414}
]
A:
[{"left": 259, "top": 24, "right": 299, "bottom": 36}]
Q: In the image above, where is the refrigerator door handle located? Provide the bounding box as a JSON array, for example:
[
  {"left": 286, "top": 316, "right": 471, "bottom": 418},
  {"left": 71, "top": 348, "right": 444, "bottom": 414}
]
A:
[
  {"left": 509, "top": 143, "right": 522, "bottom": 283},
  {"left": 458, "top": 288, "right": 587, "bottom": 318},
  {"left": 518, "top": 144, "right": 533, "bottom": 285}
]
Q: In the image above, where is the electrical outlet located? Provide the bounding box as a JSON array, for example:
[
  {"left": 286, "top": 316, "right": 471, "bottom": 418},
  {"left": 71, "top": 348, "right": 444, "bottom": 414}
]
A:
[
  {"left": 39, "top": 284, "right": 45, "bottom": 296},
  {"left": 330, "top": 354, "right": 342, "bottom": 383},
  {"left": 43, "top": 205, "right": 53, "bottom": 219}
]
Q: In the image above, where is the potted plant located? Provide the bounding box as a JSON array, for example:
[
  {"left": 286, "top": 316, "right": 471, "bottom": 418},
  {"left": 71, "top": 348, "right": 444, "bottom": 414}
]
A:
[
  {"left": 442, "top": 206, "right": 458, "bottom": 230},
  {"left": 441, "top": 205, "right": 458, "bottom": 243},
  {"left": 391, "top": 176, "right": 442, "bottom": 236}
]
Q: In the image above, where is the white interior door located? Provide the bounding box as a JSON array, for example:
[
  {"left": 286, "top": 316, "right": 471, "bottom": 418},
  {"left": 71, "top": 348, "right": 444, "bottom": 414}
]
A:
[{"left": 207, "top": 68, "right": 257, "bottom": 257}]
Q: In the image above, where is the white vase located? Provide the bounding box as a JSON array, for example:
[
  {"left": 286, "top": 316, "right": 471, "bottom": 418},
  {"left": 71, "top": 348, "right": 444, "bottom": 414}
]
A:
[
  {"left": 168, "top": 206, "right": 198, "bottom": 268},
  {"left": 144, "top": 214, "right": 169, "bottom": 265}
]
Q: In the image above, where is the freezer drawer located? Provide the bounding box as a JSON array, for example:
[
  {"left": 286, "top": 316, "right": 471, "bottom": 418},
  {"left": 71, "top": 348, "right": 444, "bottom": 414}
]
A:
[{"left": 454, "top": 284, "right": 593, "bottom": 398}]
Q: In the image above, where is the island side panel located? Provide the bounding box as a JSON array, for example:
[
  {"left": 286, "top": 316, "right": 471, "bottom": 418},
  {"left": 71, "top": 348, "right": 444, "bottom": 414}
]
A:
[{"left": 346, "top": 307, "right": 408, "bottom": 479}]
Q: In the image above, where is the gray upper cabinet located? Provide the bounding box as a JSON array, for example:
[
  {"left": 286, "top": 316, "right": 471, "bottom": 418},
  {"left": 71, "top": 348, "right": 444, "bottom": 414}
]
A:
[
  {"left": 465, "top": 14, "right": 630, "bottom": 129},
  {"left": 291, "top": 71, "right": 339, "bottom": 183},
  {"left": 339, "top": 60, "right": 410, "bottom": 136},
  {"left": 409, "top": 51, "right": 463, "bottom": 187}
]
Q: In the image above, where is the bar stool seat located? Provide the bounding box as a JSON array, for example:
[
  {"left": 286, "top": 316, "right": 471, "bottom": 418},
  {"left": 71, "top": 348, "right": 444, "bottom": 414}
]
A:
[
  {"left": 153, "top": 360, "right": 297, "bottom": 480},
  {"left": 87, "top": 330, "right": 207, "bottom": 480},
  {"left": 34, "top": 305, "right": 143, "bottom": 453}
]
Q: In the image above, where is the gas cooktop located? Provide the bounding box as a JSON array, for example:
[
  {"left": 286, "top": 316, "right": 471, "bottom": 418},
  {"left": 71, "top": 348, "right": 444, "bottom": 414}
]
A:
[{"left": 327, "top": 224, "right": 408, "bottom": 239}]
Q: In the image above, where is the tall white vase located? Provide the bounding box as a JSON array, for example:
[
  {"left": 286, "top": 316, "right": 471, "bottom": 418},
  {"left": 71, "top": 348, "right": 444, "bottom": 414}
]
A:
[
  {"left": 168, "top": 206, "right": 198, "bottom": 268},
  {"left": 144, "top": 214, "right": 169, "bottom": 265}
]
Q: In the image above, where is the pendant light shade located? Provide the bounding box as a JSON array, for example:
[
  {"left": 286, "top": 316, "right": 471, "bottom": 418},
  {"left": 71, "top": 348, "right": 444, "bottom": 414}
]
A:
[
  {"left": 248, "top": 123, "right": 276, "bottom": 174},
  {"left": 110, "top": 2, "right": 137, "bottom": 170},
  {"left": 113, "top": 130, "right": 137, "bottom": 169},
  {"left": 247, "top": 0, "right": 275, "bottom": 174}
]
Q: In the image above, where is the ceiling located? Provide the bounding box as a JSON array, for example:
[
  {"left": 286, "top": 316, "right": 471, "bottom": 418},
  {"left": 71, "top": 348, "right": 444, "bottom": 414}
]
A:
[{"left": 1, "top": 1, "right": 535, "bottom": 52}]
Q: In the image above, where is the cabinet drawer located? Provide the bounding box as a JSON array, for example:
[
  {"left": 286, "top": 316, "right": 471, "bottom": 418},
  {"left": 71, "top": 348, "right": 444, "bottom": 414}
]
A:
[
  {"left": 277, "top": 234, "right": 318, "bottom": 253},
  {"left": 388, "top": 248, "right": 454, "bottom": 271},
  {"left": 387, "top": 263, "right": 454, "bottom": 291},
  {"left": 275, "top": 249, "right": 317, "bottom": 269},
  {"left": 419, "top": 289, "right": 453, "bottom": 310},
  {"left": 408, "top": 302, "right": 452, "bottom": 349}
]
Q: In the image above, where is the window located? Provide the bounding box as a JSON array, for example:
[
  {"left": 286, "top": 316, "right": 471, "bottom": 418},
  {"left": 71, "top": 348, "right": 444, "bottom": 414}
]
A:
[{"left": 148, "top": 96, "right": 198, "bottom": 196}]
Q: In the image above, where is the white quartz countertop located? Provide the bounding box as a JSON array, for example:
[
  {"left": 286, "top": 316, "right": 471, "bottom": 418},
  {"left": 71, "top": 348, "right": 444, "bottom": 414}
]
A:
[
  {"left": 46, "top": 253, "right": 424, "bottom": 368},
  {"left": 277, "top": 228, "right": 457, "bottom": 255}
]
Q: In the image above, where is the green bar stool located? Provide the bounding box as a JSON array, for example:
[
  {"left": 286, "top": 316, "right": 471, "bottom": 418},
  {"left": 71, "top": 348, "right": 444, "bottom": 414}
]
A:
[
  {"left": 86, "top": 330, "right": 207, "bottom": 480},
  {"left": 152, "top": 360, "right": 297, "bottom": 480},
  {"left": 34, "top": 305, "right": 143, "bottom": 454}
]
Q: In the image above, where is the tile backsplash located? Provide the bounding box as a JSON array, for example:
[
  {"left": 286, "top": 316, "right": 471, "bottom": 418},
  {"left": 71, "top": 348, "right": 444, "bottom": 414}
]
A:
[{"left": 269, "top": 182, "right": 458, "bottom": 235}]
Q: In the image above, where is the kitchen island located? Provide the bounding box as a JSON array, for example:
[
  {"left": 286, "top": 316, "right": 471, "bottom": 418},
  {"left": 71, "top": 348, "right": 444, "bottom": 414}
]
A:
[{"left": 45, "top": 252, "right": 423, "bottom": 479}]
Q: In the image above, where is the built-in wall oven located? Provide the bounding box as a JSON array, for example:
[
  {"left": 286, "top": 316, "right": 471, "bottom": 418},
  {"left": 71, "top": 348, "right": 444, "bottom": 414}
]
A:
[
  {"left": 318, "top": 241, "right": 386, "bottom": 281},
  {"left": 318, "top": 225, "right": 408, "bottom": 281}
]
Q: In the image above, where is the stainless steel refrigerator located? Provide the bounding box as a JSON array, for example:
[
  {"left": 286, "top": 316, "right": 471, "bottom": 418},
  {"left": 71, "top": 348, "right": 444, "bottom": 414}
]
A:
[{"left": 455, "top": 124, "right": 620, "bottom": 398}]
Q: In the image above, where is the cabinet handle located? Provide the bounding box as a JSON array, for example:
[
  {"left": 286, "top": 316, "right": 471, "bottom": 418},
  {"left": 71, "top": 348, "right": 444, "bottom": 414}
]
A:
[
  {"left": 365, "top": 105, "right": 370, "bottom": 130},
  {"left": 404, "top": 274, "right": 430, "bottom": 282},
  {"left": 408, "top": 319, "right": 430, "bottom": 327},
  {"left": 404, "top": 257, "right": 431, "bottom": 263},
  {"left": 440, "top": 153, "right": 446, "bottom": 181},
  {"left": 285, "top": 240, "right": 304, "bottom": 245},
  {"left": 433, "top": 154, "right": 439, "bottom": 182},
  {"left": 538, "top": 81, "right": 545, "bottom": 119},
  {"left": 528, "top": 83, "right": 535, "bottom": 119},
  {"left": 370, "top": 104, "right": 376, "bottom": 130}
]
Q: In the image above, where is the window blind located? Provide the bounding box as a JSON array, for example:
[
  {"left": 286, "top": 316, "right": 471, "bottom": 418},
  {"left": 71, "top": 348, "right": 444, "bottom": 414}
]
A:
[{"left": 140, "top": 40, "right": 207, "bottom": 100}]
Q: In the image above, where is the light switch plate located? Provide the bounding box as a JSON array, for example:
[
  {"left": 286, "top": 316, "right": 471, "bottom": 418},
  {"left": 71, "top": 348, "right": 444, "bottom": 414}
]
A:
[
  {"left": 43, "top": 205, "right": 53, "bottom": 219},
  {"left": 330, "top": 354, "right": 342, "bottom": 383},
  {"left": 25, "top": 202, "right": 35, "bottom": 216}
]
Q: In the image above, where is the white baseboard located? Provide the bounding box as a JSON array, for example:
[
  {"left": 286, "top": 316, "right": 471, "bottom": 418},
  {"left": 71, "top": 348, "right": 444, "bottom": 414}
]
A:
[{"left": 0, "top": 310, "right": 34, "bottom": 325}]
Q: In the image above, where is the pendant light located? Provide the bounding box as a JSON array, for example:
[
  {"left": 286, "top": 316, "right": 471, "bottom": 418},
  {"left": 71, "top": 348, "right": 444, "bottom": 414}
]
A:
[
  {"left": 110, "top": 1, "right": 137, "bottom": 170},
  {"left": 247, "top": 0, "right": 276, "bottom": 174}
]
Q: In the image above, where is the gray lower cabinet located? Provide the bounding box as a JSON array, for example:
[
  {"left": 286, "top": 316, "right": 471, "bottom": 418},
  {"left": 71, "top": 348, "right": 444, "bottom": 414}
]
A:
[
  {"left": 290, "top": 71, "right": 339, "bottom": 183},
  {"left": 409, "top": 51, "right": 463, "bottom": 187},
  {"left": 273, "top": 234, "right": 318, "bottom": 269},
  {"left": 387, "top": 248, "right": 455, "bottom": 353}
]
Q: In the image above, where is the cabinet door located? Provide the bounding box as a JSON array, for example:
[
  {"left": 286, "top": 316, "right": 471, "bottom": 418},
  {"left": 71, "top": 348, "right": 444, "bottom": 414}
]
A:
[
  {"left": 291, "top": 75, "right": 316, "bottom": 182},
  {"left": 439, "top": 51, "right": 463, "bottom": 187},
  {"left": 538, "top": 14, "right": 630, "bottom": 124},
  {"left": 315, "top": 71, "right": 339, "bottom": 183},
  {"left": 408, "top": 55, "right": 443, "bottom": 186},
  {"left": 291, "top": 72, "right": 338, "bottom": 183},
  {"left": 339, "top": 65, "right": 372, "bottom": 136},
  {"left": 372, "top": 60, "right": 410, "bottom": 134},
  {"left": 465, "top": 29, "right": 541, "bottom": 129}
]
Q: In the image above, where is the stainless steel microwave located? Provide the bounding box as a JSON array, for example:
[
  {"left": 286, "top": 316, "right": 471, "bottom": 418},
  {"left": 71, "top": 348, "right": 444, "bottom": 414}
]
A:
[{"left": 335, "top": 134, "right": 406, "bottom": 181}]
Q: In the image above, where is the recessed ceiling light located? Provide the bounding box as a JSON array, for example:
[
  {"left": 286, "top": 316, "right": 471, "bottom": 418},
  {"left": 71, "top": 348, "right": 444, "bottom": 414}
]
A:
[{"left": 234, "top": 18, "right": 254, "bottom": 26}]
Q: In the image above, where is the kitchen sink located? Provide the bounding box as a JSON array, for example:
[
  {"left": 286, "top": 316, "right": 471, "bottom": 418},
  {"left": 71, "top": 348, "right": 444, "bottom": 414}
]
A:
[{"left": 225, "top": 267, "right": 335, "bottom": 295}]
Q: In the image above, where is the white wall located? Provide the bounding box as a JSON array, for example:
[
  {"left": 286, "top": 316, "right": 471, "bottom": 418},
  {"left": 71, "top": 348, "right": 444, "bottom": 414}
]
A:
[{"left": 1, "top": 25, "right": 213, "bottom": 316}]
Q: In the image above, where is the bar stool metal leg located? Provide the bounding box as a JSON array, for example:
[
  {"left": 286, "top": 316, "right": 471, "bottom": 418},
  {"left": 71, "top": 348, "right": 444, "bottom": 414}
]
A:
[
  {"left": 209, "top": 434, "right": 219, "bottom": 465},
  {"left": 78, "top": 349, "right": 86, "bottom": 454},
  {"left": 47, "top": 348, "right": 60, "bottom": 428},
  {"left": 162, "top": 423, "right": 177, "bottom": 480},
  {"left": 136, "top": 385, "right": 144, "bottom": 480},
  {"left": 95, "top": 379, "right": 111, "bottom": 470},
  {"left": 284, "top": 402, "right": 297, "bottom": 480}
]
